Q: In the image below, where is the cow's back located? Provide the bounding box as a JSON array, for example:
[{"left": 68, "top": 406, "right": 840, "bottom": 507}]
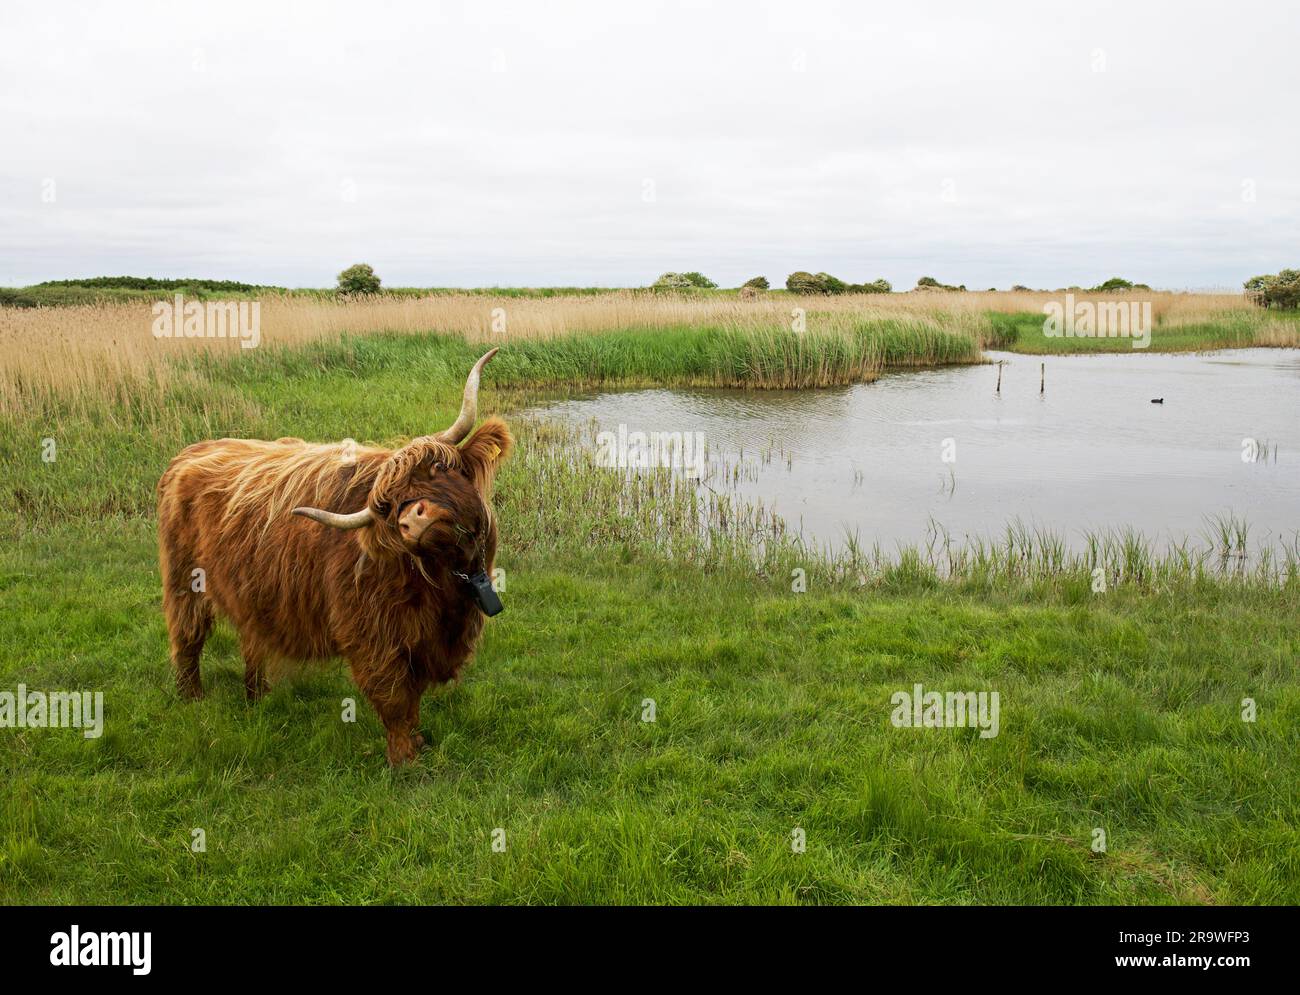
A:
[{"left": 157, "top": 438, "right": 384, "bottom": 662}]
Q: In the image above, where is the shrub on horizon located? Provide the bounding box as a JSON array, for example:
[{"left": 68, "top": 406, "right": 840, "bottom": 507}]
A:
[
  {"left": 816, "top": 272, "right": 848, "bottom": 294},
  {"left": 786, "top": 272, "right": 889, "bottom": 295},
  {"left": 681, "top": 271, "right": 717, "bottom": 289},
  {"left": 916, "top": 276, "right": 961, "bottom": 292},
  {"left": 1089, "top": 277, "right": 1151, "bottom": 292},
  {"left": 337, "top": 263, "right": 382, "bottom": 295},
  {"left": 786, "top": 271, "right": 824, "bottom": 294},
  {"left": 1246, "top": 269, "right": 1300, "bottom": 309},
  {"left": 652, "top": 272, "right": 693, "bottom": 291},
  {"left": 847, "top": 278, "right": 891, "bottom": 294},
  {"left": 32, "top": 276, "right": 265, "bottom": 292}
]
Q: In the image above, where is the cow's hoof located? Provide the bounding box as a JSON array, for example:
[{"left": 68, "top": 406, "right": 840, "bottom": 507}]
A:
[{"left": 386, "top": 736, "right": 421, "bottom": 766}]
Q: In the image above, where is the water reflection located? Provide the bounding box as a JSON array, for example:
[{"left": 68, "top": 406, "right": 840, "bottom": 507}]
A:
[{"left": 529, "top": 349, "right": 1300, "bottom": 555}]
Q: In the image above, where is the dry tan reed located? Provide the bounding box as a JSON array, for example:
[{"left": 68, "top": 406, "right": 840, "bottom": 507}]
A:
[{"left": 0, "top": 290, "right": 1276, "bottom": 418}]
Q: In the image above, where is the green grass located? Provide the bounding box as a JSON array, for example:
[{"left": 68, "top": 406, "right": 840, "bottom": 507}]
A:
[
  {"left": 987, "top": 310, "right": 1300, "bottom": 353},
  {"left": 3, "top": 518, "right": 1297, "bottom": 904},
  {"left": 2, "top": 327, "right": 1298, "bottom": 904}
]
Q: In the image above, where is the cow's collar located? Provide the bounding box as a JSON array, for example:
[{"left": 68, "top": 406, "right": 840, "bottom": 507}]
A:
[
  {"left": 406, "top": 555, "right": 504, "bottom": 617},
  {"left": 452, "top": 568, "right": 504, "bottom": 616}
]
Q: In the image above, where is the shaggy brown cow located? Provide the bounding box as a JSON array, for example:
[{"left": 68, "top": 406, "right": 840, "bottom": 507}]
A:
[{"left": 157, "top": 349, "right": 511, "bottom": 765}]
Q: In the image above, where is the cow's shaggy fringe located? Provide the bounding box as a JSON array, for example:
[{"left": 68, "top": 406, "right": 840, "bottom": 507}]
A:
[{"left": 172, "top": 438, "right": 382, "bottom": 536}]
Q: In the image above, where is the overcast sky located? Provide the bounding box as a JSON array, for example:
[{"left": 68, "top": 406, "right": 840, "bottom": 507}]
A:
[{"left": 1, "top": 0, "right": 1296, "bottom": 290}]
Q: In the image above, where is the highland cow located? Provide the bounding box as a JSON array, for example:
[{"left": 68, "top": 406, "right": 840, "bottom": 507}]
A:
[{"left": 157, "top": 349, "right": 511, "bottom": 765}]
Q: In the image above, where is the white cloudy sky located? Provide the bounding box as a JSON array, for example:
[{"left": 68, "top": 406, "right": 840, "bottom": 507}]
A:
[{"left": 1, "top": 0, "right": 1296, "bottom": 290}]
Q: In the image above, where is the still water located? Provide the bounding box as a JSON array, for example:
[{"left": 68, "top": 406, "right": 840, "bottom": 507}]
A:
[{"left": 529, "top": 349, "right": 1300, "bottom": 554}]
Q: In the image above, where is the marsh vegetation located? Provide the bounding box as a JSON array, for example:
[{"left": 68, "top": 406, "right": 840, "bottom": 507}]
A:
[{"left": 2, "top": 292, "right": 1297, "bottom": 904}]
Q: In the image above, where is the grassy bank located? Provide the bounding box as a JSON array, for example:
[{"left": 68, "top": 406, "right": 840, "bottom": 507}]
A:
[
  {"left": 3, "top": 516, "right": 1297, "bottom": 904},
  {"left": 2, "top": 318, "right": 1298, "bottom": 904},
  {"left": 987, "top": 310, "right": 1300, "bottom": 353}
]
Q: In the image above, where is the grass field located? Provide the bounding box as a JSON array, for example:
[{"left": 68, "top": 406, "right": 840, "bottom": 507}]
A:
[
  {"left": 2, "top": 298, "right": 1298, "bottom": 904},
  {"left": 4, "top": 518, "right": 1298, "bottom": 904}
]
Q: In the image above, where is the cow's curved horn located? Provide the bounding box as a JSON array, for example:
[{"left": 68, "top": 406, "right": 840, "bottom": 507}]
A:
[
  {"left": 438, "top": 348, "right": 499, "bottom": 444},
  {"left": 291, "top": 506, "right": 375, "bottom": 529}
]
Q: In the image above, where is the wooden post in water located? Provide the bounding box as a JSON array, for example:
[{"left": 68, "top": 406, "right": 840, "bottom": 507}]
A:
[
  {"left": 1040, "top": 362, "right": 1045, "bottom": 395},
  {"left": 996, "top": 361, "right": 1003, "bottom": 394}
]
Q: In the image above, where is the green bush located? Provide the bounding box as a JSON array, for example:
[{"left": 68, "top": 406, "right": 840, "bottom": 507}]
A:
[
  {"left": 815, "top": 272, "right": 846, "bottom": 294},
  {"left": 742, "top": 276, "right": 769, "bottom": 290},
  {"left": 916, "top": 276, "right": 963, "bottom": 291},
  {"left": 0, "top": 284, "right": 243, "bottom": 307},
  {"left": 32, "top": 275, "right": 265, "bottom": 292},
  {"left": 0, "top": 288, "right": 39, "bottom": 307},
  {"left": 1246, "top": 269, "right": 1300, "bottom": 309},
  {"left": 785, "top": 271, "right": 823, "bottom": 294},
  {"left": 651, "top": 272, "right": 693, "bottom": 291},
  {"left": 847, "top": 278, "right": 891, "bottom": 294},
  {"left": 651, "top": 272, "right": 716, "bottom": 290},
  {"left": 337, "top": 263, "right": 382, "bottom": 295},
  {"left": 1089, "top": 277, "right": 1151, "bottom": 292},
  {"left": 786, "top": 272, "right": 890, "bottom": 295},
  {"left": 681, "top": 272, "right": 717, "bottom": 289}
]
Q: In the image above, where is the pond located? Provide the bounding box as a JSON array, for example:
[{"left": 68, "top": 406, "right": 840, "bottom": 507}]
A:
[{"left": 527, "top": 349, "right": 1300, "bottom": 556}]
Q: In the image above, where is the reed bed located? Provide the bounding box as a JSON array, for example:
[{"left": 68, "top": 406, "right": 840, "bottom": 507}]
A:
[
  {"left": 828, "top": 514, "right": 1300, "bottom": 592},
  {"left": 0, "top": 295, "right": 997, "bottom": 419},
  {"left": 5, "top": 289, "right": 1292, "bottom": 419}
]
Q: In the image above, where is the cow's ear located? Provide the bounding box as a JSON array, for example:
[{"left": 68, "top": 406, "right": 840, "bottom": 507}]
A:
[{"left": 459, "top": 417, "right": 513, "bottom": 495}]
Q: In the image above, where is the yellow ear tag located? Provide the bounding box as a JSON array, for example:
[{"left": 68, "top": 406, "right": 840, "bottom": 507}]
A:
[{"left": 486, "top": 443, "right": 502, "bottom": 461}]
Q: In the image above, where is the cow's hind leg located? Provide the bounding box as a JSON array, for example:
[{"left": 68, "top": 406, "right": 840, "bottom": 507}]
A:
[
  {"left": 163, "top": 584, "right": 213, "bottom": 700},
  {"left": 240, "top": 633, "right": 270, "bottom": 702},
  {"left": 405, "top": 680, "right": 429, "bottom": 750}
]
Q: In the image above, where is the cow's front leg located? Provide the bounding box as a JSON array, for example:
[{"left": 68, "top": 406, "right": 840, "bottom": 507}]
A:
[
  {"left": 351, "top": 662, "right": 422, "bottom": 766},
  {"left": 376, "top": 692, "right": 422, "bottom": 766}
]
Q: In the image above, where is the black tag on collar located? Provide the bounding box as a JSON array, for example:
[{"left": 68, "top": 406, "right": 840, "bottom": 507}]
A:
[{"left": 464, "top": 569, "right": 504, "bottom": 616}]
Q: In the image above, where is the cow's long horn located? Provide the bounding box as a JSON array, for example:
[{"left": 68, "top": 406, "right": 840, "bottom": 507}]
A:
[
  {"left": 291, "top": 506, "right": 375, "bottom": 529},
  {"left": 438, "top": 348, "right": 499, "bottom": 444}
]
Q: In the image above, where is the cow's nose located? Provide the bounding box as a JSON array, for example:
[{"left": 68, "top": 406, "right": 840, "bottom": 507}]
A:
[{"left": 398, "top": 499, "right": 434, "bottom": 540}]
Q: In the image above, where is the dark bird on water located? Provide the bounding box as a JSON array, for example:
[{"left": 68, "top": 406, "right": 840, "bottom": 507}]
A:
[{"left": 1151, "top": 398, "right": 1164, "bottom": 404}]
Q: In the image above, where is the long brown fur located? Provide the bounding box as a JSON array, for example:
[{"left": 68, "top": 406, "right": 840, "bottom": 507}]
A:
[{"left": 157, "top": 416, "right": 513, "bottom": 765}]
